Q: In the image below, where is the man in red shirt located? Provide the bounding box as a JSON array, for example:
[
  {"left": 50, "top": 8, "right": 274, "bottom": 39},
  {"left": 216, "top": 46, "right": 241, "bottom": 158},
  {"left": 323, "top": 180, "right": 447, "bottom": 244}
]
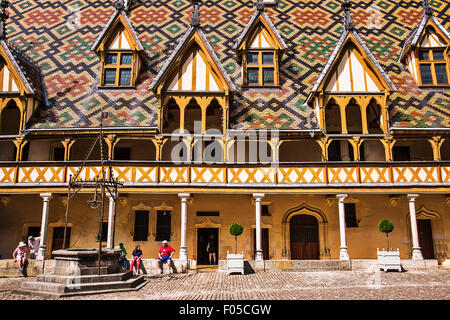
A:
[{"left": 157, "top": 240, "right": 175, "bottom": 274}]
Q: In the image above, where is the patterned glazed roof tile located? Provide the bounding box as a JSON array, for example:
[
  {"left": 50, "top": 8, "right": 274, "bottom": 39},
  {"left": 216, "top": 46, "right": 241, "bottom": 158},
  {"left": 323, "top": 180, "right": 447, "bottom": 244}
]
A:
[
  {"left": 5, "top": 0, "right": 449, "bottom": 131},
  {"left": 1, "top": 39, "right": 46, "bottom": 102}
]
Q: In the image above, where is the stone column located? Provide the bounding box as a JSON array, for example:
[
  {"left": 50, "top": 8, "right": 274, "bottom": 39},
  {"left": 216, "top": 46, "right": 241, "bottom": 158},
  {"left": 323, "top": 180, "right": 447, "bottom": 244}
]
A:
[
  {"left": 37, "top": 193, "right": 53, "bottom": 260},
  {"left": 178, "top": 193, "right": 191, "bottom": 260},
  {"left": 106, "top": 193, "right": 117, "bottom": 249},
  {"left": 407, "top": 194, "right": 423, "bottom": 260},
  {"left": 253, "top": 193, "right": 264, "bottom": 261},
  {"left": 337, "top": 194, "right": 350, "bottom": 260}
]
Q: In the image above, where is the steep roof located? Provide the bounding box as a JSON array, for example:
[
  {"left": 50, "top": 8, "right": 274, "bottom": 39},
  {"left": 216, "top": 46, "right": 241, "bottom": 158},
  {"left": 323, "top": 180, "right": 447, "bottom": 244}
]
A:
[
  {"left": 0, "top": 39, "right": 47, "bottom": 102},
  {"left": 5, "top": 0, "right": 448, "bottom": 131}
]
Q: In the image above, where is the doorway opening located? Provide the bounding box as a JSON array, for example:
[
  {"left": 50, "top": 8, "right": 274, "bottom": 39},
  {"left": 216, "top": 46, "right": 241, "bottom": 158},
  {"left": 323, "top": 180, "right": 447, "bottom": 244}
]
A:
[
  {"left": 417, "top": 219, "right": 435, "bottom": 259},
  {"left": 197, "top": 228, "right": 218, "bottom": 265},
  {"left": 290, "top": 215, "right": 319, "bottom": 260}
]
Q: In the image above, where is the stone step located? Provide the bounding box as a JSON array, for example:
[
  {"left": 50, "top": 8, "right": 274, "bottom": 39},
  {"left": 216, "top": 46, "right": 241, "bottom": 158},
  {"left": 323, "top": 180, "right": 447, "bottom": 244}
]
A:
[
  {"left": 21, "top": 281, "right": 66, "bottom": 293},
  {"left": 15, "top": 275, "right": 146, "bottom": 297},
  {"left": 52, "top": 266, "right": 113, "bottom": 276},
  {"left": 37, "top": 271, "right": 133, "bottom": 284}
]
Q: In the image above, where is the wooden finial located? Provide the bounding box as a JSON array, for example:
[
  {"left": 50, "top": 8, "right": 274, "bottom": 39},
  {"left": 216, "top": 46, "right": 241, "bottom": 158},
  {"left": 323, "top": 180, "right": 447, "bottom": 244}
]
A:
[
  {"left": 256, "top": 0, "right": 265, "bottom": 11},
  {"left": 191, "top": 0, "right": 201, "bottom": 26},
  {"left": 422, "top": 0, "right": 433, "bottom": 16},
  {"left": 342, "top": 0, "right": 355, "bottom": 31}
]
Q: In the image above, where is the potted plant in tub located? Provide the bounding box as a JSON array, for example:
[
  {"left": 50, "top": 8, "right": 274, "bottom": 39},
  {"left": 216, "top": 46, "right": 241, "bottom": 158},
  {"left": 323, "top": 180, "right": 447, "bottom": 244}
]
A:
[
  {"left": 226, "top": 223, "right": 244, "bottom": 275},
  {"left": 377, "top": 219, "right": 401, "bottom": 272}
]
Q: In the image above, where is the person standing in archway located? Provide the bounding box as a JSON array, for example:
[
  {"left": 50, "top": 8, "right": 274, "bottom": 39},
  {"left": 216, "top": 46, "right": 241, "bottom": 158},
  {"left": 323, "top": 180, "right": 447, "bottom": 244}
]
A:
[{"left": 206, "top": 233, "right": 217, "bottom": 265}]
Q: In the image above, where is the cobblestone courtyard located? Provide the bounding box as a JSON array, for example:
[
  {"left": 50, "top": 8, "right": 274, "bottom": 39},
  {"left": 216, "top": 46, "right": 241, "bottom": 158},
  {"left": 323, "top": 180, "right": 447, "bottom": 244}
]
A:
[{"left": 0, "top": 269, "right": 449, "bottom": 300}]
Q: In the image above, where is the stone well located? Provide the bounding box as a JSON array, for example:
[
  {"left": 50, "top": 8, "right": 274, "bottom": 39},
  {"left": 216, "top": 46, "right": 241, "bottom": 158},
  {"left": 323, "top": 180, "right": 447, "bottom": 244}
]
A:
[{"left": 15, "top": 248, "right": 146, "bottom": 297}]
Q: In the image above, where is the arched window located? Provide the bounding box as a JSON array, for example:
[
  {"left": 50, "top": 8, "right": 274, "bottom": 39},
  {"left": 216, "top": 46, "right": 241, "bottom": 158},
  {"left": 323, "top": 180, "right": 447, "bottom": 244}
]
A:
[
  {"left": 366, "top": 99, "right": 383, "bottom": 134},
  {"left": 345, "top": 100, "right": 362, "bottom": 134},
  {"left": 184, "top": 99, "right": 202, "bottom": 134},
  {"left": 328, "top": 140, "right": 354, "bottom": 162},
  {"left": 0, "top": 101, "right": 21, "bottom": 135},
  {"left": 325, "top": 100, "right": 342, "bottom": 134},
  {"left": 163, "top": 98, "right": 181, "bottom": 134},
  {"left": 205, "top": 98, "right": 222, "bottom": 132}
]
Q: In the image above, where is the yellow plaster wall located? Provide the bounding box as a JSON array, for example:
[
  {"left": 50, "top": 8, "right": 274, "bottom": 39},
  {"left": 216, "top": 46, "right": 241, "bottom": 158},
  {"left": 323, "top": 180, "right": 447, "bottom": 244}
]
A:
[{"left": 0, "top": 193, "right": 448, "bottom": 263}]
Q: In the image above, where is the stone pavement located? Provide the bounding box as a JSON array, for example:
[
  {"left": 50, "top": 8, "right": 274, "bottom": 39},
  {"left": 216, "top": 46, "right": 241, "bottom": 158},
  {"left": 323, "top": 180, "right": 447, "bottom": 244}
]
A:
[{"left": 0, "top": 269, "right": 449, "bottom": 300}]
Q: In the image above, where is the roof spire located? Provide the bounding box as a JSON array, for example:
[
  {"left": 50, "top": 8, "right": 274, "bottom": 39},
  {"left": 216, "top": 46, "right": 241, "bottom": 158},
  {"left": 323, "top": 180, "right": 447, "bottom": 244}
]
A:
[
  {"left": 191, "top": 0, "right": 201, "bottom": 27},
  {"left": 342, "top": 0, "right": 355, "bottom": 31},
  {"left": 422, "top": 0, "right": 433, "bottom": 16},
  {"left": 255, "top": 0, "right": 265, "bottom": 11},
  {"left": 0, "top": 0, "right": 9, "bottom": 40}
]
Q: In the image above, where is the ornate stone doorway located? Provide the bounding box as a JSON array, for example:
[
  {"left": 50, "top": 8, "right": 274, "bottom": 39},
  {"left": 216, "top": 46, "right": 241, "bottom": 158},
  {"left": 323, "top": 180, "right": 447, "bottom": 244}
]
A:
[{"left": 282, "top": 203, "right": 329, "bottom": 260}]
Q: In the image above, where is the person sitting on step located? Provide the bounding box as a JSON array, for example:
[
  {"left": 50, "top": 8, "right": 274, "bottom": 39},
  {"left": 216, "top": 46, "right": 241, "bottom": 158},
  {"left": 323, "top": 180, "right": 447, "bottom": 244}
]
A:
[
  {"left": 156, "top": 240, "right": 175, "bottom": 274},
  {"left": 129, "top": 245, "right": 143, "bottom": 276}
]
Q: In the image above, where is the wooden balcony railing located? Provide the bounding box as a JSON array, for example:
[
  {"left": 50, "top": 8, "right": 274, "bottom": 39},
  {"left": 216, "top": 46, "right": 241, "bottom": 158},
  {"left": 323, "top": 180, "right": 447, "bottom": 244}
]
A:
[{"left": 0, "top": 161, "right": 448, "bottom": 186}]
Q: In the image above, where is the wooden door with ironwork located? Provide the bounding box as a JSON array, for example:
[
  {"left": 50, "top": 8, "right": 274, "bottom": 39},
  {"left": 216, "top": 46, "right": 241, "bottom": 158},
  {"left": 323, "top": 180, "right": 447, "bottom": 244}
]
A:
[{"left": 290, "top": 215, "right": 319, "bottom": 260}]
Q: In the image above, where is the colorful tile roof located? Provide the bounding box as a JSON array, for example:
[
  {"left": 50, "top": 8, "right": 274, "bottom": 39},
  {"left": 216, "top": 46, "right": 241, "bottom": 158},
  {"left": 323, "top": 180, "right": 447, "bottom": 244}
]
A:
[{"left": 5, "top": 0, "right": 449, "bottom": 131}]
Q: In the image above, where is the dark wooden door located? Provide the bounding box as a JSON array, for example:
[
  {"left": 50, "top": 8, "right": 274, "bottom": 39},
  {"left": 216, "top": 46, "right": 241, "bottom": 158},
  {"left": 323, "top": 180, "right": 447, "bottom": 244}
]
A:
[
  {"left": 290, "top": 215, "right": 319, "bottom": 260},
  {"left": 51, "top": 227, "right": 71, "bottom": 258},
  {"left": 417, "top": 219, "right": 435, "bottom": 259},
  {"left": 253, "top": 228, "right": 269, "bottom": 260}
]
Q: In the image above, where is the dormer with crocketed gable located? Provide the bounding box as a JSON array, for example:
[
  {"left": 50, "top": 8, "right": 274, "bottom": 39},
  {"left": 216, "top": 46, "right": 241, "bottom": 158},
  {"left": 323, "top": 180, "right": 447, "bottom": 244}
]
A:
[
  {"left": 399, "top": 0, "right": 450, "bottom": 88},
  {"left": 233, "top": 0, "right": 287, "bottom": 88},
  {"left": 92, "top": 0, "right": 144, "bottom": 88}
]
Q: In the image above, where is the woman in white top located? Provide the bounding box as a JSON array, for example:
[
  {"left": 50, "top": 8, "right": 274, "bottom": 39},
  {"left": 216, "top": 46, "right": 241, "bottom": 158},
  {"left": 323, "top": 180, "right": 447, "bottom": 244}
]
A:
[{"left": 12, "top": 242, "right": 28, "bottom": 273}]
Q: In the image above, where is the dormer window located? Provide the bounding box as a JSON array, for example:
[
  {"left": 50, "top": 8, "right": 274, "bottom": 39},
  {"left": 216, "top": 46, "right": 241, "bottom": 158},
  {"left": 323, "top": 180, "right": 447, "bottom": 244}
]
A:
[
  {"left": 418, "top": 48, "right": 449, "bottom": 85},
  {"left": 92, "top": 9, "right": 144, "bottom": 88},
  {"left": 233, "top": 5, "right": 287, "bottom": 88},
  {"left": 240, "top": 25, "right": 282, "bottom": 87},
  {"left": 399, "top": 17, "right": 450, "bottom": 88}
]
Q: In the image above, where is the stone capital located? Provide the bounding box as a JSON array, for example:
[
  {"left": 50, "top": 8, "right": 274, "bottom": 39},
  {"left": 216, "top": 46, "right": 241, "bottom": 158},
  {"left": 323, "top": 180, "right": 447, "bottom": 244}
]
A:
[
  {"left": 407, "top": 194, "right": 419, "bottom": 201},
  {"left": 252, "top": 193, "right": 265, "bottom": 200},
  {"left": 178, "top": 193, "right": 192, "bottom": 204},
  {"left": 40, "top": 193, "right": 53, "bottom": 201},
  {"left": 336, "top": 194, "right": 348, "bottom": 202}
]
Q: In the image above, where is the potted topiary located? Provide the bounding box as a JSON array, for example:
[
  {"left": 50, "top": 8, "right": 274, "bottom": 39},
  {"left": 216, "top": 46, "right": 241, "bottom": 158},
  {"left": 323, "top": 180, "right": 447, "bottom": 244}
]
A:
[
  {"left": 226, "top": 223, "right": 244, "bottom": 275},
  {"left": 377, "top": 219, "right": 401, "bottom": 272}
]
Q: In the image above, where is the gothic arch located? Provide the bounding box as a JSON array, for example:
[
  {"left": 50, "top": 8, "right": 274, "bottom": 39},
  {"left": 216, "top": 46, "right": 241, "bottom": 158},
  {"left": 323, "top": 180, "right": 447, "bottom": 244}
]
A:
[
  {"left": 281, "top": 203, "right": 330, "bottom": 260},
  {"left": 405, "top": 205, "right": 446, "bottom": 262}
]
